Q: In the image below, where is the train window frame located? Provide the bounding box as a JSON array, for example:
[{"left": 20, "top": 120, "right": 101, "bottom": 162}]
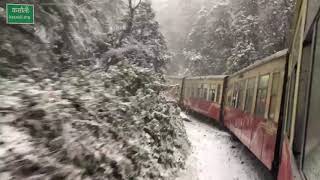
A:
[
  {"left": 268, "top": 72, "right": 281, "bottom": 122},
  {"left": 285, "top": 67, "right": 297, "bottom": 137},
  {"left": 255, "top": 74, "right": 270, "bottom": 118}
]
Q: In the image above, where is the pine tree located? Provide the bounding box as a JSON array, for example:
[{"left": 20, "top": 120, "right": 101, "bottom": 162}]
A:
[{"left": 124, "top": 1, "right": 170, "bottom": 73}]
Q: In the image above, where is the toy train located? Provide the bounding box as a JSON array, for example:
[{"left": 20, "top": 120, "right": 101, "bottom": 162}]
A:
[{"left": 167, "top": 1, "right": 320, "bottom": 179}]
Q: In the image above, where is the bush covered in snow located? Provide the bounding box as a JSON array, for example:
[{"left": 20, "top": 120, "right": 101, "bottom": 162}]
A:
[
  {"left": 0, "top": 62, "right": 189, "bottom": 180},
  {"left": 0, "top": 0, "right": 189, "bottom": 179}
]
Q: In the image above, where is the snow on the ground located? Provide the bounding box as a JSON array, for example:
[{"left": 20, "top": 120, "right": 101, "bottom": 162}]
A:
[{"left": 177, "top": 112, "right": 273, "bottom": 180}]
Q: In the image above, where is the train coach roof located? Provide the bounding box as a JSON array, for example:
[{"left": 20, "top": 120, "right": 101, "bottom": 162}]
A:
[
  {"left": 164, "top": 75, "right": 184, "bottom": 79},
  {"left": 185, "top": 75, "right": 228, "bottom": 80},
  {"left": 230, "top": 49, "right": 288, "bottom": 78}
]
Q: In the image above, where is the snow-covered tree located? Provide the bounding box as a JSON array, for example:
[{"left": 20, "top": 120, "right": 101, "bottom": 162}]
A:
[
  {"left": 173, "top": 0, "right": 294, "bottom": 75},
  {"left": 131, "top": 1, "right": 170, "bottom": 72}
]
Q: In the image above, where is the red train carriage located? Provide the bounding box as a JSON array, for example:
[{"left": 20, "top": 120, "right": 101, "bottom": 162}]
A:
[
  {"left": 223, "top": 50, "right": 287, "bottom": 170},
  {"left": 277, "top": 0, "right": 320, "bottom": 180},
  {"left": 182, "top": 75, "right": 227, "bottom": 121},
  {"left": 166, "top": 1, "right": 320, "bottom": 179}
]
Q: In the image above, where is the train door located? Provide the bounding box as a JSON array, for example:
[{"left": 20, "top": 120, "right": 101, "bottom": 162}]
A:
[
  {"left": 277, "top": 2, "right": 307, "bottom": 179},
  {"left": 302, "top": 17, "right": 320, "bottom": 180},
  {"left": 282, "top": 0, "right": 307, "bottom": 148},
  {"left": 293, "top": 44, "right": 312, "bottom": 166}
]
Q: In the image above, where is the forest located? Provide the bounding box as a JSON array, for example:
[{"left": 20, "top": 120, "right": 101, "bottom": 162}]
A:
[{"left": 154, "top": 0, "right": 295, "bottom": 75}]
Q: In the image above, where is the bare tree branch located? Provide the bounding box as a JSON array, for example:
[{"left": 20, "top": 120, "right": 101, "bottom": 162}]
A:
[{"left": 133, "top": 0, "right": 142, "bottom": 10}]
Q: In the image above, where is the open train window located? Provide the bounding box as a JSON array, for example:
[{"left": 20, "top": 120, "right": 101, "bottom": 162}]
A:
[
  {"left": 208, "top": 85, "right": 212, "bottom": 100},
  {"left": 244, "top": 78, "right": 255, "bottom": 113},
  {"left": 255, "top": 74, "right": 269, "bottom": 118},
  {"left": 268, "top": 72, "right": 280, "bottom": 122},
  {"left": 210, "top": 88, "right": 216, "bottom": 102},
  {"left": 303, "top": 17, "right": 320, "bottom": 180},
  {"left": 203, "top": 88, "right": 208, "bottom": 100},
  {"left": 216, "top": 84, "right": 221, "bottom": 103}
]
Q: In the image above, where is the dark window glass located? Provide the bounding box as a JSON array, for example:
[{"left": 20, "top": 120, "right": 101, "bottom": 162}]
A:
[
  {"left": 303, "top": 20, "right": 320, "bottom": 180},
  {"left": 244, "top": 78, "right": 255, "bottom": 113},
  {"left": 255, "top": 75, "right": 270, "bottom": 118}
]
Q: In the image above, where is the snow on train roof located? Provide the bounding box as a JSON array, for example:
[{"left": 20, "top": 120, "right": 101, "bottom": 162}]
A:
[
  {"left": 230, "top": 49, "right": 288, "bottom": 77},
  {"left": 185, "top": 75, "right": 228, "bottom": 80}
]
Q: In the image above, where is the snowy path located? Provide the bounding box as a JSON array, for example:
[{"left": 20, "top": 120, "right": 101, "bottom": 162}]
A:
[{"left": 177, "top": 112, "right": 273, "bottom": 180}]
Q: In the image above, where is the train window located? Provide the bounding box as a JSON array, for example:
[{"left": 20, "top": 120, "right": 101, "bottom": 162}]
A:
[
  {"left": 237, "top": 81, "right": 245, "bottom": 110},
  {"left": 268, "top": 73, "right": 280, "bottom": 121},
  {"left": 244, "top": 78, "right": 255, "bottom": 113},
  {"left": 227, "top": 91, "right": 232, "bottom": 107},
  {"left": 303, "top": 20, "right": 320, "bottom": 180},
  {"left": 204, "top": 88, "right": 208, "bottom": 100},
  {"left": 227, "top": 84, "right": 234, "bottom": 107},
  {"left": 216, "top": 84, "right": 221, "bottom": 103},
  {"left": 255, "top": 74, "right": 269, "bottom": 118},
  {"left": 200, "top": 84, "right": 204, "bottom": 98},
  {"left": 212, "top": 89, "right": 216, "bottom": 102},
  {"left": 208, "top": 85, "right": 212, "bottom": 100},
  {"left": 232, "top": 83, "right": 239, "bottom": 108},
  {"left": 191, "top": 87, "right": 195, "bottom": 98}
]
